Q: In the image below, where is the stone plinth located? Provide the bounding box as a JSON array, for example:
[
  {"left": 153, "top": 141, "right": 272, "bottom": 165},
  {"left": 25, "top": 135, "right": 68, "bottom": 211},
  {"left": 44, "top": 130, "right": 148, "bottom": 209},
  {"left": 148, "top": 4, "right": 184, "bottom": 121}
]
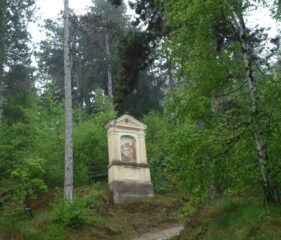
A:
[{"left": 106, "top": 115, "right": 153, "bottom": 203}]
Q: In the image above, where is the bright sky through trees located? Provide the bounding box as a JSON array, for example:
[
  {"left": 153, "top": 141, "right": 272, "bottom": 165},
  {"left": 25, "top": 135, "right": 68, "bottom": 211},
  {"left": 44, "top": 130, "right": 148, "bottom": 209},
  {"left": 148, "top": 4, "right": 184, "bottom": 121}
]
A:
[
  {"left": 28, "top": 0, "right": 279, "bottom": 47},
  {"left": 29, "top": 0, "right": 135, "bottom": 44}
]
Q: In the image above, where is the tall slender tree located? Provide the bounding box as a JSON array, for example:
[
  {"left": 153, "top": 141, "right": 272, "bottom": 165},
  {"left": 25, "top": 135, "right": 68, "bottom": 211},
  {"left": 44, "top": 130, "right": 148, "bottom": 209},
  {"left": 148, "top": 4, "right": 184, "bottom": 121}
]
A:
[
  {"left": 233, "top": 2, "right": 276, "bottom": 203},
  {"left": 0, "top": 0, "right": 34, "bottom": 123},
  {"left": 160, "top": 0, "right": 280, "bottom": 204},
  {"left": 64, "top": 0, "right": 73, "bottom": 201},
  {"left": 105, "top": 32, "right": 114, "bottom": 110}
]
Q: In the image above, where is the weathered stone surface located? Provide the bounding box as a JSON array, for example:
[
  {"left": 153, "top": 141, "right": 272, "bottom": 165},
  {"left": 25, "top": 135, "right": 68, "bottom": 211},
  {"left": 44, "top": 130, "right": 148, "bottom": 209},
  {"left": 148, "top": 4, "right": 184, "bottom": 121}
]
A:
[
  {"left": 110, "top": 181, "right": 154, "bottom": 203},
  {"left": 108, "top": 160, "right": 149, "bottom": 169},
  {"left": 106, "top": 115, "right": 154, "bottom": 204}
]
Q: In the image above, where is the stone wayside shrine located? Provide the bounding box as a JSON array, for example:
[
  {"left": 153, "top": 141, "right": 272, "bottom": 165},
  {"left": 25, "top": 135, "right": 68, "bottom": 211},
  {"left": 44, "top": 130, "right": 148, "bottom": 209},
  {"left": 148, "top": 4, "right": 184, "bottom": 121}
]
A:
[{"left": 106, "top": 115, "right": 154, "bottom": 203}]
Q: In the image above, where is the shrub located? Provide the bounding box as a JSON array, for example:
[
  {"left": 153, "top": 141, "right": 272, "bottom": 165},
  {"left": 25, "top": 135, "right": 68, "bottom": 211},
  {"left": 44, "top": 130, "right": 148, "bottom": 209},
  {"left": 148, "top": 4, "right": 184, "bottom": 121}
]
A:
[{"left": 51, "top": 188, "right": 102, "bottom": 228}]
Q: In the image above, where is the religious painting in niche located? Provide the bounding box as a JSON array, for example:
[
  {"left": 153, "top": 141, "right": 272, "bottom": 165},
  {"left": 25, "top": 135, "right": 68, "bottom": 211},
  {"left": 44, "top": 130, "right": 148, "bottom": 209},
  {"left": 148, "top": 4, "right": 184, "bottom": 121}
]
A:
[{"left": 121, "top": 135, "right": 136, "bottom": 162}]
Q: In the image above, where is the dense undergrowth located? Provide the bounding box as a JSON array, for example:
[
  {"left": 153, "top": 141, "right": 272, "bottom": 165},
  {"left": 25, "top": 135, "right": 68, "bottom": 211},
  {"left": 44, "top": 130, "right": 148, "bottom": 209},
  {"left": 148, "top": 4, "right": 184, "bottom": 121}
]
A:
[
  {"left": 176, "top": 197, "right": 281, "bottom": 240},
  {"left": 0, "top": 183, "right": 182, "bottom": 240}
]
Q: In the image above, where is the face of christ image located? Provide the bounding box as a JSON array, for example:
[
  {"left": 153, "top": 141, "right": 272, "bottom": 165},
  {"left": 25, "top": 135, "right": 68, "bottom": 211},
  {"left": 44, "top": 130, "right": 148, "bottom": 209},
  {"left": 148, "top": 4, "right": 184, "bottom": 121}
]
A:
[{"left": 121, "top": 136, "right": 136, "bottom": 162}]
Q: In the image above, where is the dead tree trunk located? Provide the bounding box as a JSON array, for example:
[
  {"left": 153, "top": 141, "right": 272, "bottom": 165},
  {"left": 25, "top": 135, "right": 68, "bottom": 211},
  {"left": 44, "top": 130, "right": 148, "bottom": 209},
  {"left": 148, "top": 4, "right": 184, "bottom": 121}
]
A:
[
  {"left": 63, "top": 0, "right": 73, "bottom": 202},
  {"left": 105, "top": 32, "right": 114, "bottom": 110}
]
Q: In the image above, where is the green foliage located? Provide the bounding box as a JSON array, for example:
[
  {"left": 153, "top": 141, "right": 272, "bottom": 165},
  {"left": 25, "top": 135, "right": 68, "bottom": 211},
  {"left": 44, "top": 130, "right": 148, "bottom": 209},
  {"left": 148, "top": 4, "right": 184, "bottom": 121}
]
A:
[
  {"left": 0, "top": 0, "right": 35, "bottom": 125},
  {"left": 179, "top": 200, "right": 199, "bottom": 221},
  {"left": 93, "top": 88, "right": 112, "bottom": 114},
  {"left": 143, "top": 111, "right": 171, "bottom": 193},
  {"left": 11, "top": 157, "right": 48, "bottom": 215},
  {"left": 44, "top": 224, "right": 67, "bottom": 240},
  {"left": 52, "top": 200, "right": 87, "bottom": 228},
  {"left": 38, "top": 1, "right": 127, "bottom": 114},
  {"left": 0, "top": 186, "right": 104, "bottom": 239},
  {"left": 0, "top": 202, "right": 26, "bottom": 236},
  {"left": 0, "top": 85, "right": 114, "bottom": 202},
  {"left": 51, "top": 189, "right": 102, "bottom": 228},
  {"left": 74, "top": 110, "right": 116, "bottom": 185},
  {"left": 156, "top": 0, "right": 281, "bottom": 203},
  {"left": 0, "top": 157, "right": 47, "bottom": 234},
  {"left": 178, "top": 198, "right": 281, "bottom": 239}
]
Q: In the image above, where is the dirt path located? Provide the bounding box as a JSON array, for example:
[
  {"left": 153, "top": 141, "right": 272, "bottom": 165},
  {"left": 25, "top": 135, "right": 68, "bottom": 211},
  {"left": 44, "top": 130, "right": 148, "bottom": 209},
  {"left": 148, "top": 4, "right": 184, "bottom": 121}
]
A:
[{"left": 132, "top": 224, "right": 184, "bottom": 240}]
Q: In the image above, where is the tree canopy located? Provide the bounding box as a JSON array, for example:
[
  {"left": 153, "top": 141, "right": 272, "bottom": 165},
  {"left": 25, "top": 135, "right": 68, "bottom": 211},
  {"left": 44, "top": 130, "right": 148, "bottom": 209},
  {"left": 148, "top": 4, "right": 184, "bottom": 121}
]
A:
[{"left": 1, "top": 0, "right": 281, "bottom": 238}]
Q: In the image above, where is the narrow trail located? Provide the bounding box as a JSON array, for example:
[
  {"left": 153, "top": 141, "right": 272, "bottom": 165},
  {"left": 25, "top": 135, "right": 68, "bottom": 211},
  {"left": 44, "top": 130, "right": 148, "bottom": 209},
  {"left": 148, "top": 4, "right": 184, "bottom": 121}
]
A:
[{"left": 132, "top": 224, "right": 184, "bottom": 240}]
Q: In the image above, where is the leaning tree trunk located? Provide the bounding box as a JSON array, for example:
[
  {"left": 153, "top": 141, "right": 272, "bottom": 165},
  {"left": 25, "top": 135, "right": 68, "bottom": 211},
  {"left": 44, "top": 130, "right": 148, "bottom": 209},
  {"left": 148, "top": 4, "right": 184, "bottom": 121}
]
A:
[
  {"left": 63, "top": 0, "right": 73, "bottom": 202},
  {"left": 237, "top": 13, "right": 277, "bottom": 204},
  {"left": 105, "top": 32, "right": 114, "bottom": 110}
]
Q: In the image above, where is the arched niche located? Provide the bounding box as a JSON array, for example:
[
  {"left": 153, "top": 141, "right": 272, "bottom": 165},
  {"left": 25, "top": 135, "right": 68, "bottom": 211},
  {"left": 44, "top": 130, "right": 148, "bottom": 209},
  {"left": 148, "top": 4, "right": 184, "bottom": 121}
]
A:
[{"left": 120, "top": 135, "right": 137, "bottom": 163}]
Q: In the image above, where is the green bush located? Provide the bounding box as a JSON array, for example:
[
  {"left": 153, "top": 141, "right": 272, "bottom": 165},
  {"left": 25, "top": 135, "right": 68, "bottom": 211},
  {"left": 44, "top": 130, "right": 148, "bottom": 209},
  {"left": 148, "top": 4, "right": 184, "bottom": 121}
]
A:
[
  {"left": 21, "top": 226, "right": 42, "bottom": 240},
  {"left": 52, "top": 200, "right": 86, "bottom": 228},
  {"left": 44, "top": 224, "right": 67, "bottom": 240},
  {"left": 51, "top": 189, "right": 102, "bottom": 228},
  {"left": 143, "top": 111, "right": 171, "bottom": 193},
  {"left": 73, "top": 111, "right": 115, "bottom": 185},
  {"left": 0, "top": 203, "right": 25, "bottom": 237},
  {"left": 11, "top": 157, "right": 48, "bottom": 216},
  {"left": 179, "top": 197, "right": 201, "bottom": 220},
  {"left": 0, "top": 87, "right": 115, "bottom": 190}
]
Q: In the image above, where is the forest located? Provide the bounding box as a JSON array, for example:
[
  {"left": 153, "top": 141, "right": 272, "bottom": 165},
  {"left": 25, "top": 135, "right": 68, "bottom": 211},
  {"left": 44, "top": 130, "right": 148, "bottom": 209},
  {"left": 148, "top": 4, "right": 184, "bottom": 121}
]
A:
[{"left": 1, "top": 0, "right": 281, "bottom": 239}]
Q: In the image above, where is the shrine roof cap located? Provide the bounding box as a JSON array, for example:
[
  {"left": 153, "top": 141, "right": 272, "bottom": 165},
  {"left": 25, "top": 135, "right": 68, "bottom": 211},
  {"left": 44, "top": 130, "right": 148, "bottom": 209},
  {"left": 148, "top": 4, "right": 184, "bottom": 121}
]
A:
[{"left": 105, "top": 114, "right": 147, "bottom": 130}]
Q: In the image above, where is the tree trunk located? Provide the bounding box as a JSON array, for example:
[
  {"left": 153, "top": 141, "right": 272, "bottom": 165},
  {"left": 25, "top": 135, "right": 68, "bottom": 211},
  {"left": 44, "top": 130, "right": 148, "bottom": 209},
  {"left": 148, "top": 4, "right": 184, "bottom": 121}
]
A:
[
  {"left": 237, "top": 12, "right": 277, "bottom": 204},
  {"left": 63, "top": 0, "right": 73, "bottom": 202},
  {"left": 167, "top": 61, "right": 177, "bottom": 91},
  {"left": 0, "top": 34, "right": 4, "bottom": 124},
  {"left": 0, "top": 3, "right": 4, "bottom": 124},
  {"left": 105, "top": 32, "right": 114, "bottom": 110},
  {"left": 77, "top": 68, "right": 83, "bottom": 125},
  {"left": 75, "top": 54, "right": 83, "bottom": 124},
  {"left": 0, "top": 75, "right": 3, "bottom": 124}
]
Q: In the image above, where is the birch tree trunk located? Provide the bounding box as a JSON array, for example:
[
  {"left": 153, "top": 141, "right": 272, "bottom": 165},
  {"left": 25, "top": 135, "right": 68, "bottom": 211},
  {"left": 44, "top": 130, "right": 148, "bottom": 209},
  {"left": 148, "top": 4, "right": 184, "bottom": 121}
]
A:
[
  {"left": 105, "top": 32, "right": 114, "bottom": 110},
  {"left": 236, "top": 11, "right": 277, "bottom": 204},
  {"left": 63, "top": 0, "right": 73, "bottom": 201}
]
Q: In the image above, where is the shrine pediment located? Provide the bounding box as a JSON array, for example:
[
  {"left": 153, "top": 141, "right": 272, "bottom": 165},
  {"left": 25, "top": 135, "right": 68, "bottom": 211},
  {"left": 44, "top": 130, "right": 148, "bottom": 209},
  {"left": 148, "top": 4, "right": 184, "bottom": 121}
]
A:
[{"left": 106, "top": 114, "right": 147, "bottom": 130}]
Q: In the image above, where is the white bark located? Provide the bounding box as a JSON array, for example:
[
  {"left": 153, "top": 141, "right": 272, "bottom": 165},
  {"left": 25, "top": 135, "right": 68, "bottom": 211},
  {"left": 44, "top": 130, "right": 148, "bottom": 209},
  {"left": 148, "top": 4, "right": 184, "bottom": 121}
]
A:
[
  {"left": 105, "top": 32, "right": 114, "bottom": 110},
  {"left": 236, "top": 12, "right": 271, "bottom": 201},
  {"left": 63, "top": 0, "right": 73, "bottom": 201}
]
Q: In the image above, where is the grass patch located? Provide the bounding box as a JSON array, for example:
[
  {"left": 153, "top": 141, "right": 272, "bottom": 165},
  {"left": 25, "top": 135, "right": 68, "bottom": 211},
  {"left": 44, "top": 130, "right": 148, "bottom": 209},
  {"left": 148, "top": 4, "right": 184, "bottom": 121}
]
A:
[
  {"left": 0, "top": 183, "right": 182, "bottom": 240},
  {"left": 177, "top": 198, "right": 281, "bottom": 240}
]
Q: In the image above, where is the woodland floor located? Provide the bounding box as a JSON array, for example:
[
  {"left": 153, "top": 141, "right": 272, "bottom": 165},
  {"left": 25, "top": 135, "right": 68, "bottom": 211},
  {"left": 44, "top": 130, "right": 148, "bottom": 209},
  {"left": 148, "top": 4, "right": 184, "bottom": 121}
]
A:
[
  {"left": 132, "top": 223, "right": 184, "bottom": 240},
  {"left": 0, "top": 183, "right": 185, "bottom": 240},
  {"left": 3, "top": 184, "right": 281, "bottom": 240}
]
